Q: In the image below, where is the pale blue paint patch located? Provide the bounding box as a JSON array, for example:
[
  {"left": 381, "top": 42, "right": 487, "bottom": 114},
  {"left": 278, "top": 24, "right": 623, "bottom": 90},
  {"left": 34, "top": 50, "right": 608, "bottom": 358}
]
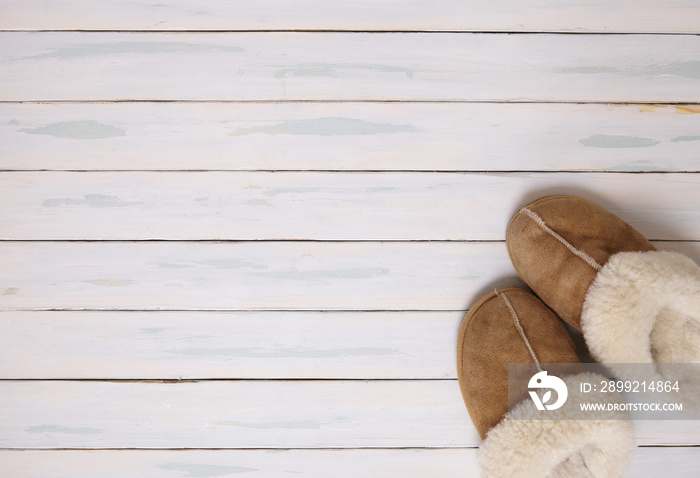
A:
[
  {"left": 457, "top": 275, "right": 480, "bottom": 281},
  {"left": 658, "top": 61, "right": 700, "bottom": 79},
  {"left": 274, "top": 62, "right": 415, "bottom": 78},
  {"left": 43, "top": 194, "right": 142, "bottom": 208},
  {"left": 23, "top": 42, "right": 245, "bottom": 61},
  {"left": 671, "top": 135, "right": 700, "bottom": 142},
  {"left": 158, "top": 463, "right": 257, "bottom": 477},
  {"left": 253, "top": 267, "right": 390, "bottom": 282},
  {"left": 21, "top": 121, "right": 126, "bottom": 140},
  {"left": 8, "top": 119, "right": 19, "bottom": 125},
  {"left": 580, "top": 134, "right": 660, "bottom": 148},
  {"left": 262, "top": 187, "right": 324, "bottom": 197},
  {"left": 560, "top": 66, "right": 619, "bottom": 75},
  {"left": 140, "top": 328, "right": 168, "bottom": 334},
  {"left": 561, "top": 61, "right": 700, "bottom": 79},
  {"left": 608, "top": 160, "right": 665, "bottom": 172},
  {"left": 230, "top": 117, "right": 417, "bottom": 137},
  {"left": 27, "top": 425, "right": 102, "bottom": 435},
  {"left": 194, "top": 197, "right": 210, "bottom": 203},
  {"left": 173, "top": 346, "right": 401, "bottom": 358},
  {"left": 83, "top": 279, "right": 137, "bottom": 287}
]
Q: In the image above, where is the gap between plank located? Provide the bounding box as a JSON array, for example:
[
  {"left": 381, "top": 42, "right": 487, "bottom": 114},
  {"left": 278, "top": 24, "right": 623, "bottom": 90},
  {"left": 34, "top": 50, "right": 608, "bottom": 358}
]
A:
[
  {"left": 1, "top": 170, "right": 697, "bottom": 174},
  {"left": 2, "top": 100, "right": 700, "bottom": 105},
  {"left": 1, "top": 30, "right": 699, "bottom": 35},
  {"left": 0, "top": 378, "right": 457, "bottom": 382},
  {"left": 0, "top": 445, "right": 692, "bottom": 451}
]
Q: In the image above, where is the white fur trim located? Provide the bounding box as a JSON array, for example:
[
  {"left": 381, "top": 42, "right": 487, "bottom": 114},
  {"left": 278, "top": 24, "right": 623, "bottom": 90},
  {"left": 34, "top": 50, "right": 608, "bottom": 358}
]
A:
[
  {"left": 581, "top": 251, "right": 700, "bottom": 365},
  {"left": 478, "top": 372, "right": 635, "bottom": 478}
]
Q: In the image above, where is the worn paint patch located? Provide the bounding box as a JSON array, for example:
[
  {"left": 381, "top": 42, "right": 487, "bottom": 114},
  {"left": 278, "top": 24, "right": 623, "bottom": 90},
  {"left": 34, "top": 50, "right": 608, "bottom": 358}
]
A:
[
  {"left": 3, "top": 288, "right": 19, "bottom": 295},
  {"left": 43, "top": 194, "right": 142, "bottom": 208},
  {"left": 158, "top": 463, "right": 257, "bottom": 477},
  {"left": 230, "top": 117, "right": 417, "bottom": 137},
  {"left": 254, "top": 267, "right": 390, "bottom": 282},
  {"left": 173, "top": 346, "right": 401, "bottom": 358},
  {"left": 676, "top": 106, "right": 700, "bottom": 115},
  {"left": 83, "top": 279, "right": 137, "bottom": 287},
  {"left": 274, "top": 62, "right": 415, "bottom": 78},
  {"left": 579, "top": 134, "right": 660, "bottom": 148},
  {"left": 662, "top": 61, "right": 700, "bottom": 79},
  {"left": 140, "top": 328, "right": 168, "bottom": 334},
  {"left": 8, "top": 119, "right": 19, "bottom": 125},
  {"left": 21, "top": 121, "right": 126, "bottom": 140},
  {"left": 608, "top": 160, "right": 669, "bottom": 172},
  {"left": 23, "top": 42, "right": 245, "bottom": 61},
  {"left": 26, "top": 425, "right": 102, "bottom": 435},
  {"left": 629, "top": 104, "right": 666, "bottom": 113},
  {"left": 562, "top": 61, "right": 700, "bottom": 79},
  {"left": 561, "top": 66, "right": 618, "bottom": 75},
  {"left": 671, "top": 135, "right": 700, "bottom": 142}
]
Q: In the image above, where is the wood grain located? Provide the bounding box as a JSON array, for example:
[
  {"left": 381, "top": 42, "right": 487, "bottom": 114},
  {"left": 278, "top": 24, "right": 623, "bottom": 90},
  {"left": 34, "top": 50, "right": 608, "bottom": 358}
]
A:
[
  {"left": 1, "top": 380, "right": 698, "bottom": 449},
  {"left": 3, "top": 102, "right": 700, "bottom": 172},
  {"left": 3, "top": 172, "right": 700, "bottom": 240},
  {"left": 3, "top": 33, "right": 700, "bottom": 101},
  {"left": 3, "top": 0, "right": 700, "bottom": 33},
  {"left": 2, "top": 1, "right": 700, "bottom": 471},
  {"left": 1, "top": 241, "right": 698, "bottom": 311},
  {"left": 1, "top": 447, "right": 698, "bottom": 477},
  {"left": 0, "top": 310, "right": 462, "bottom": 379}
]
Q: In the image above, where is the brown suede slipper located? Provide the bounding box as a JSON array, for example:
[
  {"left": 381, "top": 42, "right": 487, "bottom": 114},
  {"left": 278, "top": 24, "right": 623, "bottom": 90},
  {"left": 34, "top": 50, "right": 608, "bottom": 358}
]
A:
[
  {"left": 457, "top": 287, "right": 580, "bottom": 438},
  {"left": 507, "top": 195, "right": 655, "bottom": 333},
  {"left": 457, "top": 287, "right": 635, "bottom": 477},
  {"left": 507, "top": 195, "right": 700, "bottom": 368}
]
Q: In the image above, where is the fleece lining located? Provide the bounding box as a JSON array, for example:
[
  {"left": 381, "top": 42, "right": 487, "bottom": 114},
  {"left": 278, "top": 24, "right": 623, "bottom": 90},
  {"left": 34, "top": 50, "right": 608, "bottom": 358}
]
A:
[
  {"left": 581, "top": 251, "right": 700, "bottom": 366},
  {"left": 478, "top": 372, "right": 635, "bottom": 478}
]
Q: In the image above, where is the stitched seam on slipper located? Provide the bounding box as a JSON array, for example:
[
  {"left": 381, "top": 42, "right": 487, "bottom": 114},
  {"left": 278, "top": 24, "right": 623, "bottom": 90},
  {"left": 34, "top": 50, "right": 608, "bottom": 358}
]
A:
[
  {"left": 496, "top": 289, "right": 543, "bottom": 372},
  {"left": 521, "top": 207, "right": 602, "bottom": 272}
]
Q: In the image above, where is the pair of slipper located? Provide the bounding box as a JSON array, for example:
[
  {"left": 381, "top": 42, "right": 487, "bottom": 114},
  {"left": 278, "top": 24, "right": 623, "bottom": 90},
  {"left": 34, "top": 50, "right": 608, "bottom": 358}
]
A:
[{"left": 457, "top": 195, "right": 700, "bottom": 477}]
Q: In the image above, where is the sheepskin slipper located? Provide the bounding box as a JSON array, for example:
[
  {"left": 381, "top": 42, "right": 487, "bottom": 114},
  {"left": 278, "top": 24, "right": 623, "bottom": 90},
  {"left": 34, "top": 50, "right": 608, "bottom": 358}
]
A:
[
  {"left": 479, "top": 372, "right": 635, "bottom": 478},
  {"left": 507, "top": 195, "right": 700, "bottom": 369},
  {"left": 457, "top": 287, "right": 635, "bottom": 477}
]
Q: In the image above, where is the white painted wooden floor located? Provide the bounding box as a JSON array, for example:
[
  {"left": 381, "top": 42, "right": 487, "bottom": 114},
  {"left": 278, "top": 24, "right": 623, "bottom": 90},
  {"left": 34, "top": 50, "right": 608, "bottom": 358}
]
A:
[{"left": 1, "top": 1, "right": 700, "bottom": 476}]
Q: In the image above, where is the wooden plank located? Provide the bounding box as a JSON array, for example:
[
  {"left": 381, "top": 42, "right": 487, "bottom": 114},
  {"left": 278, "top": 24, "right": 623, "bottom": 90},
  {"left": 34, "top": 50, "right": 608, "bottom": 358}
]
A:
[
  {"left": 1, "top": 241, "right": 697, "bottom": 311},
  {"left": 0, "top": 241, "right": 521, "bottom": 311},
  {"left": 0, "top": 311, "right": 462, "bottom": 379},
  {"left": 1, "top": 447, "right": 698, "bottom": 477},
  {"left": 3, "top": 102, "right": 700, "bottom": 172},
  {"left": 3, "top": 33, "right": 700, "bottom": 102},
  {"left": 3, "top": 0, "right": 700, "bottom": 33},
  {"left": 0, "top": 380, "right": 697, "bottom": 448},
  {"left": 3, "top": 172, "right": 700, "bottom": 241}
]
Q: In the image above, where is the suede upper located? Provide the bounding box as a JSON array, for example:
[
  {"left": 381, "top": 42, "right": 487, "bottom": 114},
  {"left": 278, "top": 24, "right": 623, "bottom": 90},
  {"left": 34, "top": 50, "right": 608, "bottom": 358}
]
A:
[
  {"left": 506, "top": 195, "right": 655, "bottom": 331},
  {"left": 457, "top": 287, "right": 581, "bottom": 439}
]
